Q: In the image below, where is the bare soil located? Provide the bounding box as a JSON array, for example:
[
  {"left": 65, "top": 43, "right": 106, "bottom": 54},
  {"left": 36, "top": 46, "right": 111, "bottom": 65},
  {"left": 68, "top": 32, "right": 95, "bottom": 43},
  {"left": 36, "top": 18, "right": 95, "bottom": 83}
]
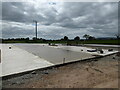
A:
[{"left": 3, "top": 53, "right": 119, "bottom": 88}]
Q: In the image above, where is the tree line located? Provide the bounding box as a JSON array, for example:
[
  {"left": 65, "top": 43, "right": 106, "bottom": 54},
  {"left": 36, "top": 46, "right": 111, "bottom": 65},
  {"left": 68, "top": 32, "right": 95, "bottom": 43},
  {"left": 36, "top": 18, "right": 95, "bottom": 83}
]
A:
[
  {"left": 2, "top": 34, "right": 96, "bottom": 41},
  {"left": 2, "top": 34, "right": 119, "bottom": 44}
]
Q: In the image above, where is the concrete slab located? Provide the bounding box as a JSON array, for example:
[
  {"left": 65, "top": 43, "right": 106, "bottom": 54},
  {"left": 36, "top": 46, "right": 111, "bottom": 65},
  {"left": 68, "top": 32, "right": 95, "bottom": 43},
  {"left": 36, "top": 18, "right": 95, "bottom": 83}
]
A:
[
  {"left": 16, "top": 44, "right": 94, "bottom": 64},
  {"left": 1, "top": 44, "right": 118, "bottom": 77},
  {"left": 1, "top": 44, "right": 53, "bottom": 77},
  {"left": 84, "top": 44, "right": 120, "bottom": 48},
  {"left": 53, "top": 46, "right": 118, "bottom": 56}
]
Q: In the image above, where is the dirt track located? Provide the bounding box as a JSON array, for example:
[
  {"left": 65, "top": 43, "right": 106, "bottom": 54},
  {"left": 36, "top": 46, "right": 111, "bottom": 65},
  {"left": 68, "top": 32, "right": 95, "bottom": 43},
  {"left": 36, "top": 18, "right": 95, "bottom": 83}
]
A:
[{"left": 3, "top": 52, "right": 119, "bottom": 88}]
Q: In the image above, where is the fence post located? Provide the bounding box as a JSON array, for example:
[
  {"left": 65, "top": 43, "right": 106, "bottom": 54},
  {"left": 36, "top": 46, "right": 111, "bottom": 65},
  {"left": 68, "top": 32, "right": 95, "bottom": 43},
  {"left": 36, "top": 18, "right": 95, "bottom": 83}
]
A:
[{"left": 63, "top": 58, "right": 65, "bottom": 64}]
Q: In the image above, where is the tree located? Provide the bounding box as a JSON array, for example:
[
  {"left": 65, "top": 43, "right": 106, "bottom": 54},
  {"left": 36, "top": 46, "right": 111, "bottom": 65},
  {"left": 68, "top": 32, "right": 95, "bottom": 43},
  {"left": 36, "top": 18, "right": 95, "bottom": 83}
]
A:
[
  {"left": 83, "top": 34, "right": 95, "bottom": 40},
  {"left": 83, "top": 34, "right": 90, "bottom": 40},
  {"left": 32, "top": 37, "right": 36, "bottom": 40},
  {"left": 26, "top": 37, "right": 29, "bottom": 40},
  {"left": 74, "top": 36, "right": 80, "bottom": 45},
  {"left": 115, "top": 34, "right": 120, "bottom": 39},
  {"left": 74, "top": 36, "right": 80, "bottom": 41},
  {"left": 88, "top": 36, "right": 95, "bottom": 40},
  {"left": 64, "top": 36, "right": 69, "bottom": 41}
]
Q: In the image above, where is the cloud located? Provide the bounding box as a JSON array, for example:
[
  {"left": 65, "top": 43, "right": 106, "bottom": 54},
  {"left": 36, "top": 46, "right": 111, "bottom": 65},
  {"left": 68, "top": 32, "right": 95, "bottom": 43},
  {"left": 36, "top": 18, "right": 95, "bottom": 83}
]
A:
[{"left": 2, "top": 1, "right": 118, "bottom": 39}]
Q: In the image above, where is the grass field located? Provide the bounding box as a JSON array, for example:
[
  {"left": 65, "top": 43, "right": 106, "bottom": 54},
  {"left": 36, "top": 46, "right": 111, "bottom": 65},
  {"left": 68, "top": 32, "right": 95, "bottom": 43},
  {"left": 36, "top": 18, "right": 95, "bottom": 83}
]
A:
[{"left": 2, "top": 39, "right": 119, "bottom": 45}]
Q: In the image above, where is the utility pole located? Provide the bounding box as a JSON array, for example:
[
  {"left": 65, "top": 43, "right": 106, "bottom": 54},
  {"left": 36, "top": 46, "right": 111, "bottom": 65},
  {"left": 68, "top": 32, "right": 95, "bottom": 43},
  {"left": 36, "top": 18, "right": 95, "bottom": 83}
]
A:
[{"left": 33, "top": 20, "right": 38, "bottom": 39}]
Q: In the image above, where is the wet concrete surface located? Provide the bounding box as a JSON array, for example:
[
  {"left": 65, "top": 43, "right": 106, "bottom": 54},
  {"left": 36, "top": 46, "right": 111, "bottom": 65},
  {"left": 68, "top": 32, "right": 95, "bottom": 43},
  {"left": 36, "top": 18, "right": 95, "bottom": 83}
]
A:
[{"left": 16, "top": 44, "right": 93, "bottom": 64}]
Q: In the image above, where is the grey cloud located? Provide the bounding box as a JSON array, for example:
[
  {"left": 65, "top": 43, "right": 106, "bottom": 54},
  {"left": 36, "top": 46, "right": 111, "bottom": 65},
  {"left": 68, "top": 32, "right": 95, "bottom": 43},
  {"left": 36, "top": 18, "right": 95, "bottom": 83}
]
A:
[
  {"left": 2, "top": 2, "right": 47, "bottom": 23},
  {"left": 2, "top": 2, "right": 118, "bottom": 39},
  {"left": 2, "top": 2, "right": 26, "bottom": 22}
]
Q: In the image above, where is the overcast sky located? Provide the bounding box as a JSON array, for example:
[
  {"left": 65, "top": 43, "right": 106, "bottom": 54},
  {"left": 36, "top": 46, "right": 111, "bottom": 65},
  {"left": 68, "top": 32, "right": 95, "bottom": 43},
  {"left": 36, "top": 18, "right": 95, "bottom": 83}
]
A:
[{"left": 1, "top": 1, "right": 118, "bottom": 39}]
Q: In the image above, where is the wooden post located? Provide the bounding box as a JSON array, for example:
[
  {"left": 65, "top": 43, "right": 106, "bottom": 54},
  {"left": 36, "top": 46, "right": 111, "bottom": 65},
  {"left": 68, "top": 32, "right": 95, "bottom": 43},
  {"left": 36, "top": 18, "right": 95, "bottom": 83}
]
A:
[{"left": 63, "top": 58, "right": 65, "bottom": 64}]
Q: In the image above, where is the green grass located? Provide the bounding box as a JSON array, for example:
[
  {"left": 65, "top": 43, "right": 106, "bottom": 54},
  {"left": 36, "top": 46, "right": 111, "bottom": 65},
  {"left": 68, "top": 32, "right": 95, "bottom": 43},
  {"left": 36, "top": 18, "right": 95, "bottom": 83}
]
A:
[{"left": 2, "top": 39, "right": 119, "bottom": 45}]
